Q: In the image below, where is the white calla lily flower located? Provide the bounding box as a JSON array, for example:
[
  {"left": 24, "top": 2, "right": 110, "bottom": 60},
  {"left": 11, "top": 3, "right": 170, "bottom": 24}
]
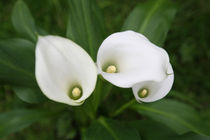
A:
[
  {"left": 97, "top": 30, "right": 170, "bottom": 88},
  {"left": 35, "top": 35, "right": 97, "bottom": 106},
  {"left": 132, "top": 63, "right": 174, "bottom": 102}
]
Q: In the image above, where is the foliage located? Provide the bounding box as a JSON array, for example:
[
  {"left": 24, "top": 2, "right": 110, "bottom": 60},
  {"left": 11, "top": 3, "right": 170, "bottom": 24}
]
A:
[{"left": 0, "top": 0, "right": 210, "bottom": 139}]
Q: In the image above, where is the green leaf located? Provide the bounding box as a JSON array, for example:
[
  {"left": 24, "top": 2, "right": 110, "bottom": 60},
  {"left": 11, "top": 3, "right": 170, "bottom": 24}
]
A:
[
  {"left": 84, "top": 117, "right": 141, "bottom": 140},
  {"left": 131, "top": 99, "right": 210, "bottom": 136},
  {"left": 0, "top": 109, "right": 55, "bottom": 137},
  {"left": 66, "top": 0, "right": 106, "bottom": 60},
  {"left": 169, "top": 90, "right": 201, "bottom": 108},
  {"left": 91, "top": 79, "right": 113, "bottom": 112},
  {"left": 0, "top": 39, "right": 36, "bottom": 87},
  {"left": 12, "top": 0, "right": 37, "bottom": 42},
  {"left": 56, "top": 113, "right": 76, "bottom": 139},
  {"left": 128, "top": 120, "right": 176, "bottom": 140},
  {"left": 122, "top": 0, "right": 177, "bottom": 46},
  {"left": 170, "top": 133, "right": 210, "bottom": 140},
  {"left": 82, "top": 78, "right": 113, "bottom": 119},
  {"left": 128, "top": 120, "right": 210, "bottom": 140},
  {"left": 14, "top": 87, "right": 46, "bottom": 104}
]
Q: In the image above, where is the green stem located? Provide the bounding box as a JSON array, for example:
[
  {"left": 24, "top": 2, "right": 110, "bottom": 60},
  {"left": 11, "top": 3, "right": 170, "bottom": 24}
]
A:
[
  {"left": 82, "top": 104, "right": 95, "bottom": 120},
  {"left": 111, "top": 99, "right": 136, "bottom": 117},
  {"left": 98, "top": 116, "right": 119, "bottom": 140}
]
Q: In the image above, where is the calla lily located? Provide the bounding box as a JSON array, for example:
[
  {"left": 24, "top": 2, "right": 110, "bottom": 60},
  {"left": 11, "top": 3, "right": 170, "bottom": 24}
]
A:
[
  {"left": 97, "top": 31, "right": 170, "bottom": 88},
  {"left": 132, "top": 63, "right": 174, "bottom": 102},
  {"left": 35, "top": 35, "right": 97, "bottom": 106}
]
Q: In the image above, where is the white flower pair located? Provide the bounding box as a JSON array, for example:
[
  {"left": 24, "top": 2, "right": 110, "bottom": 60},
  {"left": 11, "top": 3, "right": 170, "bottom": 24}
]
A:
[{"left": 35, "top": 31, "right": 174, "bottom": 106}]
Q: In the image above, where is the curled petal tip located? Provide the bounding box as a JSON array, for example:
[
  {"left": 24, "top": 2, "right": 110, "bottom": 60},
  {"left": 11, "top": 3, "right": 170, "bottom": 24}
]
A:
[{"left": 132, "top": 63, "right": 174, "bottom": 102}]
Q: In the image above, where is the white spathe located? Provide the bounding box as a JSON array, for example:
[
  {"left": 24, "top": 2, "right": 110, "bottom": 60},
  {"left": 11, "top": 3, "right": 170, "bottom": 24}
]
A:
[
  {"left": 35, "top": 35, "right": 97, "bottom": 106},
  {"left": 97, "top": 30, "right": 170, "bottom": 88},
  {"left": 132, "top": 63, "right": 174, "bottom": 102}
]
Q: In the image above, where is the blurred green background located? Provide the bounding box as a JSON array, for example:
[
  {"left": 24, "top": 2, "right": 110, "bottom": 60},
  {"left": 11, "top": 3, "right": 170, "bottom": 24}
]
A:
[{"left": 0, "top": 0, "right": 210, "bottom": 139}]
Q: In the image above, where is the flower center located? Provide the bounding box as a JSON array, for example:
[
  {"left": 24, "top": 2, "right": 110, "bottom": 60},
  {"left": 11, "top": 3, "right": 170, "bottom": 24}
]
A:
[
  {"left": 68, "top": 86, "right": 82, "bottom": 100},
  {"left": 138, "top": 88, "right": 149, "bottom": 98},
  {"left": 106, "top": 65, "right": 117, "bottom": 73}
]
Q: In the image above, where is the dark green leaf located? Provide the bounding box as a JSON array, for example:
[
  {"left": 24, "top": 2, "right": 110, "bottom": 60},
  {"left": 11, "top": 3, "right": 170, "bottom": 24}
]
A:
[
  {"left": 66, "top": 0, "right": 106, "bottom": 60},
  {"left": 82, "top": 78, "right": 113, "bottom": 119},
  {"left": 128, "top": 120, "right": 210, "bottom": 140},
  {"left": 131, "top": 99, "right": 210, "bottom": 136},
  {"left": 91, "top": 79, "right": 113, "bottom": 112},
  {"left": 128, "top": 120, "right": 176, "bottom": 140},
  {"left": 122, "top": 0, "right": 177, "bottom": 46},
  {"left": 36, "top": 27, "right": 48, "bottom": 36},
  {"left": 170, "top": 132, "right": 210, "bottom": 140},
  {"left": 0, "top": 39, "right": 36, "bottom": 87},
  {"left": 169, "top": 90, "right": 201, "bottom": 108},
  {"left": 14, "top": 87, "right": 46, "bottom": 104},
  {"left": 56, "top": 113, "right": 76, "bottom": 139},
  {"left": 0, "top": 109, "right": 55, "bottom": 137},
  {"left": 12, "top": 0, "right": 37, "bottom": 42},
  {"left": 84, "top": 118, "right": 141, "bottom": 140}
]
